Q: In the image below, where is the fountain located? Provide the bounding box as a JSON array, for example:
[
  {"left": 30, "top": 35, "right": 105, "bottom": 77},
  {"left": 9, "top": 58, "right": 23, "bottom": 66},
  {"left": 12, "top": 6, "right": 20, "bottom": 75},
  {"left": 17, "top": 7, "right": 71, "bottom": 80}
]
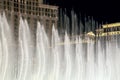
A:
[{"left": 0, "top": 12, "right": 120, "bottom": 80}]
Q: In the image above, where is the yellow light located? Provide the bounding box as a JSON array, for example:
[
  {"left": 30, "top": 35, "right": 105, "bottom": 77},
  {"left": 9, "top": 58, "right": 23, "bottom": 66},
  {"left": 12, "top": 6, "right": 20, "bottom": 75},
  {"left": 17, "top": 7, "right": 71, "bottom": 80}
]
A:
[
  {"left": 87, "top": 31, "right": 95, "bottom": 36},
  {"left": 97, "top": 31, "right": 120, "bottom": 36},
  {"left": 96, "top": 29, "right": 104, "bottom": 32},
  {"left": 103, "top": 22, "right": 120, "bottom": 28}
]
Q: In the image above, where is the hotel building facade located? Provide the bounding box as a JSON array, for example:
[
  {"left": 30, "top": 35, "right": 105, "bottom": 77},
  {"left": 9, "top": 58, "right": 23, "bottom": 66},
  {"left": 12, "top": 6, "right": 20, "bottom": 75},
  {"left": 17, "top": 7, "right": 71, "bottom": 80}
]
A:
[{"left": 0, "top": 0, "right": 58, "bottom": 39}]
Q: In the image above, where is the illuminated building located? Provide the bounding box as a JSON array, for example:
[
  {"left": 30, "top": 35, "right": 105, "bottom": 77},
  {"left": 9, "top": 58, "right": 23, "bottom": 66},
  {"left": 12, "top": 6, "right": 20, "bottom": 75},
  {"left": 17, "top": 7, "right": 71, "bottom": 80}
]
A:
[
  {"left": 96, "top": 22, "right": 120, "bottom": 37},
  {"left": 0, "top": 0, "right": 58, "bottom": 39},
  {"left": 83, "top": 22, "right": 120, "bottom": 42}
]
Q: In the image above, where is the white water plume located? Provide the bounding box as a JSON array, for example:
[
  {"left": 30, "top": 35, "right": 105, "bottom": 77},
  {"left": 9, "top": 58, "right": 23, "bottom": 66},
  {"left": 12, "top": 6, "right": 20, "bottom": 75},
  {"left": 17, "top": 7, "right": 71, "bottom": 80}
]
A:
[{"left": 0, "top": 13, "right": 120, "bottom": 80}]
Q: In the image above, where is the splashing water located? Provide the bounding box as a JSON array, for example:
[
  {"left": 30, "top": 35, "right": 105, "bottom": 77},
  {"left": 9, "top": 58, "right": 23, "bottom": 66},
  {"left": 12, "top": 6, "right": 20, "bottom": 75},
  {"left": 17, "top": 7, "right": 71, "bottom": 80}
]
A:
[{"left": 0, "top": 13, "right": 120, "bottom": 80}]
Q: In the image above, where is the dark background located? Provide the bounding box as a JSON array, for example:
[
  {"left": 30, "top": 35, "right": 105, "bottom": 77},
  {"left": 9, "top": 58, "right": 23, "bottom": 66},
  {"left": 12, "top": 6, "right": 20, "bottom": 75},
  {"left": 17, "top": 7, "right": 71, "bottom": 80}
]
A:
[{"left": 45, "top": 0, "right": 120, "bottom": 23}]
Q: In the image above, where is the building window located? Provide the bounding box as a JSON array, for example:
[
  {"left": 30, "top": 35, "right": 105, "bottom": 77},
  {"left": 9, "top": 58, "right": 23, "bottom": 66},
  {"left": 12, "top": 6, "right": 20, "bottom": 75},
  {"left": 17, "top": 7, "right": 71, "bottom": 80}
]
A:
[
  {"left": 28, "top": 6, "right": 31, "bottom": 10},
  {"left": 33, "top": 7, "right": 36, "bottom": 10},
  {"left": 8, "top": 6, "right": 11, "bottom": 10},
  {"left": 48, "top": 13, "right": 50, "bottom": 17},
  {"left": 39, "top": 12, "right": 41, "bottom": 16},
  {"left": 7, "top": 2, "right": 9, "bottom": 5},
  {"left": 36, "top": 7, "right": 38, "bottom": 11},
  {"left": 20, "top": 5, "right": 25, "bottom": 9},
  {"left": 39, "top": 8, "right": 41, "bottom": 11},
  {"left": 42, "top": 8, "right": 44, "bottom": 11},
  {"left": 4, "top": 1, "right": 6, "bottom": 4},
  {"left": 29, "top": 2, "right": 31, "bottom": 5},
  {"left": 20, "top": 0, "right": 25, "bottom": 4},
  {"left": 4, "top": 6, "right": 6, "bottom": 9},
  {"left": 45, "top": 12, "right": 47, "bottom": 16},
  {"left": 29, "top": 11, "right": 31, "bottom": 14},
  {"left": 14, "top": 8, "right": 18, "bottom": 12},
  {"left": 14, "top": 3, "right": 18, "bottom": 7},
  {"left": 51, "top": 10, "right": 53, "bottom": 14},
  {"left": 14, "top": 0, "right": 18, "bottom": 2},
  {"left": 42, "top": 12, "right": 44, "bottom": 16}
]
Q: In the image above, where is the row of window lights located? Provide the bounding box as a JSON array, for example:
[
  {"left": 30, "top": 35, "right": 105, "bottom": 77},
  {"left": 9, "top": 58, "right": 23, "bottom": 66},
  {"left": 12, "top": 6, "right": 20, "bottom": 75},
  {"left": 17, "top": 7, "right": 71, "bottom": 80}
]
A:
[
  {"left": 14, "top": 8, "right": 55, "bottom": 13},
  {"left": 97, "top": 31, "right": 120, "bottom": 36},
  {"left": 104, "top": 28, "right": 120, "bottom": 32},
  {"left": 16, "top": 6, "right": 57, "bottom": 12},
  {"left": 4, "top": 6, "right": 57, "bottom": 14},
  {"left": 12, "top": 9, "right": 57, "bottom": 17},
  {"left": 4, "top": 1, "right": 40, "bottom": 5},
  {"left": 3, "top": 2, "right": 57, "bottom": 10},
  {"left": 25, "top": 12, "right": 56, "bottom": 17},
  {"left": 3, "top": 2, "right": 57, "bottom": 12},
  {"left": 4, "top": 6, "right": 57, "bottom": 15}
]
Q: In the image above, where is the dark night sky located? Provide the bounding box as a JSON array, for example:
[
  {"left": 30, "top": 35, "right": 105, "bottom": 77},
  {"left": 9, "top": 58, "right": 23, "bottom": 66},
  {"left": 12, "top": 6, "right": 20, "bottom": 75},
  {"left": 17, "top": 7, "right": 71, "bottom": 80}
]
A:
[{"left": 46, "top": 0, "right": 120, "bottom": 23}]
